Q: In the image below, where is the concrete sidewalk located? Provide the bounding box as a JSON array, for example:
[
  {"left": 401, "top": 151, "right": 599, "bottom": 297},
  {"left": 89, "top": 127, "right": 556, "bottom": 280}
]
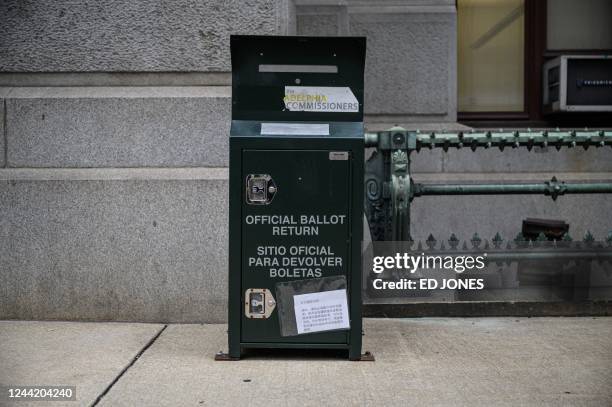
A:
[{"left": 1, "top": 318, "right": 611, "bottom": 407}]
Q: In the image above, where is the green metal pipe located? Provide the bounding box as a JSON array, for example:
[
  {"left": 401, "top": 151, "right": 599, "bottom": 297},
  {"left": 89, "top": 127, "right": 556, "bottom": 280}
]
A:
[
  {"left": 414, "top": 182, "right": 612, "bottom": 197},
  {"left": 364, "top": 130, "right": 612, "bottom": 150}
]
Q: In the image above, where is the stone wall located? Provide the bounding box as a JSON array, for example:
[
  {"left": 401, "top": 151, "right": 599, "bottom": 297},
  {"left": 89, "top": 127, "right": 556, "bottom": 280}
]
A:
[
  {"left": 0, "top": 172, "right": 228, "bottom": 322},
  {"left": 296, "top": 0, "right": 457, "bottom": 124},
  {"left": 0, "top": 0, "right": 291, "bottom": 71},
  {"left": 1, "top": 0, "right": 610, "bottom": 322},
  {"left": 0, "top": 0, "right": 292, "bottom": 322}
]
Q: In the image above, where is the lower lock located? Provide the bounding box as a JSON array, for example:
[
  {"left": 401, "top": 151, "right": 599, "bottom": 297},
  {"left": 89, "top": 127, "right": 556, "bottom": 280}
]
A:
[{"left": 244, "top": 288, "right": 276, "bottom": 319}]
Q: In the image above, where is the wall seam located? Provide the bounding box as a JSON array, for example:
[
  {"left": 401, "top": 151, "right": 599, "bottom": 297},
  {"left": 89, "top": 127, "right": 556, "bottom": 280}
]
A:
[
  {"left": 3, "top": 99, "right": 7, "bottom": 168},
  {"left": 0, "top": 167, "right": 230, "bottom": 181}
]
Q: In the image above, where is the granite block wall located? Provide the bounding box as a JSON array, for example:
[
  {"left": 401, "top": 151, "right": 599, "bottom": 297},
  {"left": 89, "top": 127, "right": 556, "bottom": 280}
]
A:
[{"left": 0, "top": 0, "right": 290, "bottom": 322}]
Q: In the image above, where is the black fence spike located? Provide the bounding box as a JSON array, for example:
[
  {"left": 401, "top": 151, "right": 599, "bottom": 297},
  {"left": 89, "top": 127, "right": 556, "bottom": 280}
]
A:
[
  {"left": 406, "top": 235, "right": 415, "bottom": 250},
  {"left": 471, "top": 233, "right": 482, "bottom": 249},
  {"left": 448, "top": 233, "right": 459, "bottom": 250},
  {"left": 492, "top": 232, "right": 503, "bottom": 249},
  {"left": 426, "top": 234, "right": 437, "bottom": 250},
  {"left": 514, "top": 232, "right": 526, "bottom": 244}
]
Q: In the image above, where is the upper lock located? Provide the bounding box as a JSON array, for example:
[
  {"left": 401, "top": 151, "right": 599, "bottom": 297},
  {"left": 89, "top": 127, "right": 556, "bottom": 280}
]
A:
[{"left": 246, "top": 174, "right": 277, "bottom": 205}]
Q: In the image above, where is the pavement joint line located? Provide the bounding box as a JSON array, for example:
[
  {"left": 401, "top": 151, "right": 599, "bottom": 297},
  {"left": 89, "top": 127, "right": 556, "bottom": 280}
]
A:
[{"left": 91, "top": 324, "right": 168, "bottom": 407}]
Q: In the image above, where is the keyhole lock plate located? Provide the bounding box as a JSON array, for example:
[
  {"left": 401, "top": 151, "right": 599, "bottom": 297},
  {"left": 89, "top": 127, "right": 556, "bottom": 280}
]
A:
[
  {"left": 246, "top": 174, "right": 277, "bottom": 205},
  {"left": 244, "top": 288, "right": 276, "bottom": 319}
]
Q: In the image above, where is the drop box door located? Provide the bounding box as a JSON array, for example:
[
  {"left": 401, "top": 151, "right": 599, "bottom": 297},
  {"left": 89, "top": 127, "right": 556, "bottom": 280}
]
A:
[{"left": 241, "top": 149, "right": 352, "bottom": 344}]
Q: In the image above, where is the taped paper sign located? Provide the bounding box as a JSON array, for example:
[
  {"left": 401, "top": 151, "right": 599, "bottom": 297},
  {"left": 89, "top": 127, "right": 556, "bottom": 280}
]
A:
[
  {"left": 284, "top": 86, "right": 359, "bottom": 113},
  {"left": 293, "top": 289, "right": 350, "bottom": 334},
  {"left": 261, "top": 122, "right": 330, "bottom": 136}
]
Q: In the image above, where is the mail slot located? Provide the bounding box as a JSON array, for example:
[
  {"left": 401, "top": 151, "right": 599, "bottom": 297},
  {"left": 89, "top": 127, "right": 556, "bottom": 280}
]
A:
[{"left": 223, "top": 35, "right": 367, "bottom": 360}]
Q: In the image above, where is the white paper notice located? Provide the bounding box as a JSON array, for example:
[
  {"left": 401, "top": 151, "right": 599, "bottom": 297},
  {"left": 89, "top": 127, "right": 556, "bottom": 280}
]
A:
[
  {"left": 293, "top": 289, "right": 350, "bottom": 334},
  {"left": 284, "top": 86, "right": 359, "bottom": 113},
  {"left": 261, "top": 122, "right": 330, "bottom": 136}
]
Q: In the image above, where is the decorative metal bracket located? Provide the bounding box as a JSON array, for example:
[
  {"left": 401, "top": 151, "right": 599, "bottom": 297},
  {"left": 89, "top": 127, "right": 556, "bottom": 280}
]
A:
[
  {"left": 545, "top": 176, "right": 567, "bottom": 201},
  {"left": 390, "top": 149, "right": 410, "bottom": 241}
]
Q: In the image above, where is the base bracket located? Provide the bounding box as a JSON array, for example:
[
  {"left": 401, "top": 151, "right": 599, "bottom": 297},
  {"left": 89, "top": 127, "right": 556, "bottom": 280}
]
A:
[
  {"left": 214, "top": 352, "right": 240, "bottom": 361},
  {"left": 353, "top": 351, "right": 375, "bottom": 361}
]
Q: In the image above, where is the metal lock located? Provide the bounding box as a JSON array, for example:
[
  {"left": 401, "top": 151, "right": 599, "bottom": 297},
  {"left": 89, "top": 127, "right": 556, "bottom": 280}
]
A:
[
  {"left": 244, "top": 288, "right": 276, "bottom": 319},
  {"left": 246, "top": 174, "right": 277, "bottom": 205}
]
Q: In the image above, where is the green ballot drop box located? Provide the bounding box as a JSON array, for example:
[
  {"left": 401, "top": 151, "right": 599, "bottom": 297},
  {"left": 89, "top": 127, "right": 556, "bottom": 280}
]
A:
[{"left": 222, "top": 35, "right": 368, "bottom": 360}]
